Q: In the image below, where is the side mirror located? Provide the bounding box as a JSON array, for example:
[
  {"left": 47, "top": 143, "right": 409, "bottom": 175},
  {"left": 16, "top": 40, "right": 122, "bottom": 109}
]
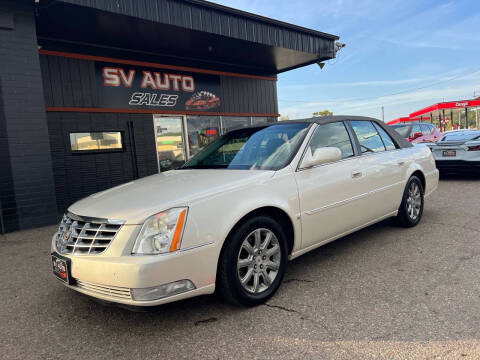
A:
[{"left": 301, "top": 147, "right": 342, "bottom": 168}]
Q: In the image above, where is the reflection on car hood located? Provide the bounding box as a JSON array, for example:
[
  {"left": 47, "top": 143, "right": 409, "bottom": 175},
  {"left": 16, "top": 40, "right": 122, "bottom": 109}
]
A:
[{"left": 69, "top": 169, "right": 274, "bottom": 224}]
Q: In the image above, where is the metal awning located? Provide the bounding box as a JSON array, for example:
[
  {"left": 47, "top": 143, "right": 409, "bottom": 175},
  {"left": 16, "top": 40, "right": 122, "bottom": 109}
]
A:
[
  {"left": 35, "top": 0, "right": 339, "bottom": 76},
  {"left": 409, "top": 100, "right": 480, "bottom": 130},
  {"left": 388, "top": 100, "right": 480, "bottom": 130}
]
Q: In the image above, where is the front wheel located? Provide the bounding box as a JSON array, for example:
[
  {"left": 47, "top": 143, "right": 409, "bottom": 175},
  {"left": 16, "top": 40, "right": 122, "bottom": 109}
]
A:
[
  {"left": 217, "top": 216, "right": 288, "bottom": 306},
  {"left": 393, "top": 175, "right": 424, "bottom": 227}
]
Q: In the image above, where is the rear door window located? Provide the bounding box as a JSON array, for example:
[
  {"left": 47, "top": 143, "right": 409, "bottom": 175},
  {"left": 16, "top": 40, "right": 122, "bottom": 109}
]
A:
[
  {"left": 411, "top": 124, "right": 422, "bottom": 136},
  {"left": 420, "top": 124, "right": 430, "bottom": 135},
  {"left": 391, "top": 124, "right": 411, "bottom": 137},
  {"left": 350, "top": 121, "right": 386, "bottom": 153},
  {"left": 374, "top": 123, "right": 396, "bottom": 151}
]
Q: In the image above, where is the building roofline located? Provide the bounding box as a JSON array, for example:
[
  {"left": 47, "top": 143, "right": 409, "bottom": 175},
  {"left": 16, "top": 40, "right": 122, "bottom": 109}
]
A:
[{"left": 183, "top": 0, "right": 340, "bottom": 40}]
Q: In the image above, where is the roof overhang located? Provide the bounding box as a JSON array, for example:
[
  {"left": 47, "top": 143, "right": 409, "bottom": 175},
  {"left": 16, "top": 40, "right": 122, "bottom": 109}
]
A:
[
  {"left": 388, "top": 99, "right": 480, "bottom": 126},
  {"left": 35, "top": 0, "right": 339, "bottom": 76},
  {"left": 409, "top": 99, "right": 480, "bottom": 118}
]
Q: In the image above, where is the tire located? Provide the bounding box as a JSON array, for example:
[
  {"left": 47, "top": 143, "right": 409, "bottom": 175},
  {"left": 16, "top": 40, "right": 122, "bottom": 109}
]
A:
[
  {"left": 217, "top": 216, "right": 288, "bottom": 306},
  {"left": 393, "top": 175, "right": 424, "bottom": 227}
]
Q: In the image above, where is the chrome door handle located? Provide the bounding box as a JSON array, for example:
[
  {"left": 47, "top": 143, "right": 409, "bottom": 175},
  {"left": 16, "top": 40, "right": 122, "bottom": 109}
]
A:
[{"left": 351, "top": 171, "right": 363, "bottom": 178}]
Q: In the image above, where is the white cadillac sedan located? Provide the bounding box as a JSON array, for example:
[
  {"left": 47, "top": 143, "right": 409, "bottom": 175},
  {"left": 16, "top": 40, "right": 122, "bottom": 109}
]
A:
[{"left": 51, "top": 116, "right": 439, "bottom": 307}]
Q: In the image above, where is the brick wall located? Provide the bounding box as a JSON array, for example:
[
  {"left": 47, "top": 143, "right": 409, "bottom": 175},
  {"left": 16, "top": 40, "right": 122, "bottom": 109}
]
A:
[{"left": 0, "top": 0, "right": 58, "bottom": 231}]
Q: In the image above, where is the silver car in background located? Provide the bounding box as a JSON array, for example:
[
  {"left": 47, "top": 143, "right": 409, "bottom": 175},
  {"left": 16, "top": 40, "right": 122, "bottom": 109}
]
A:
[{"left": 428, "top": 130, "right": 480, "bottom": 172}]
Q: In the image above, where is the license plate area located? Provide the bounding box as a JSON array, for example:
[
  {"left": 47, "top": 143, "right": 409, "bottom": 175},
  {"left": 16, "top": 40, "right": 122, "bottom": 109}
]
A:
[
  {"left": 442, "top": 150, "right": 456, "bottom": 157},
  {"left": 52, "top": 253, "right": 73, "bottom": 284}
]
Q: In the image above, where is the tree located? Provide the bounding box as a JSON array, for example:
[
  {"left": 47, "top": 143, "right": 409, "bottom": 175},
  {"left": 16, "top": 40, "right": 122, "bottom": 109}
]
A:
[
  {"left": 312, "top": 110, "right": 333, "bottom": 117},
  {"left": 279, "top": 115, "right": 290, "bottom": 121}
]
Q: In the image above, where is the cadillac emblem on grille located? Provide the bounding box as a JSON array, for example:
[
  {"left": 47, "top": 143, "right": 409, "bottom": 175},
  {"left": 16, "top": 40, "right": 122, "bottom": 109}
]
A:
[
  {"left": 56, "top": 213, "right": 124, "bottom": 255},
  {"left": 62, "top": 229, "right": 72, "bottom": 242}
]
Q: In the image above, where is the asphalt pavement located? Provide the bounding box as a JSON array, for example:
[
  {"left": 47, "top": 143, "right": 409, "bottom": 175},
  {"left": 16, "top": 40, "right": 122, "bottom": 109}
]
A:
[{"left": 1, "top": 175, "right": 479, "bottom": 360}]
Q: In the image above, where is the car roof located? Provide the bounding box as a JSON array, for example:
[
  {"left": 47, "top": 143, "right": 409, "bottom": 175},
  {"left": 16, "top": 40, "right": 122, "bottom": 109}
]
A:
[
  {"left": 391, "top": 122, "right": 434, "bottom": 126},
  {"left": 266, "top": 115, "right": 412, "bottom": 149},
  {"left": 282, "top": 115, "right": 380, "bottom": 125},
  {"left": 244, "top": 115, "right": 383, "bottom": 129},
  {"left": 441, "top": 129, "right": 480, "bottom": 137},
  {"left": 444, "top": 129, "right": 480, "bottom": 134}
]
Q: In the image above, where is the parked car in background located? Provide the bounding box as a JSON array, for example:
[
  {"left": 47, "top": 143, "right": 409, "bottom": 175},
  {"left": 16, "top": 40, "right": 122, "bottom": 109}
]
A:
[
  {"left": 51, "top": 116, "right": 439, "bottom": 308},
  {"left": 427, "top": 129, "right": 480, "bottom": 173},
  {"left": 390, "top": 122, "right": 442, "bottom": 143}
]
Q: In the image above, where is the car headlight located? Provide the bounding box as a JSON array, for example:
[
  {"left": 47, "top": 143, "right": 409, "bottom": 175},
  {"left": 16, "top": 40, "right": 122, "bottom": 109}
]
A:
[{"left": 132, "top": 207, "right": 188, "bottom": 255}]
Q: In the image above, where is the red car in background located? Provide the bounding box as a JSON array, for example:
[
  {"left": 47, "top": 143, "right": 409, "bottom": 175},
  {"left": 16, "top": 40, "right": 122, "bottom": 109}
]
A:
[{"left": 390, "top": 122, "right": 442, "bottom": 143}]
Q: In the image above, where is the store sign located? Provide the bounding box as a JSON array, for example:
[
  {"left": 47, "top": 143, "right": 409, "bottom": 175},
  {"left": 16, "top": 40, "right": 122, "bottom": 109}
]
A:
[{"left": 95, "top": 62, "right": 222, "bottom": 112}]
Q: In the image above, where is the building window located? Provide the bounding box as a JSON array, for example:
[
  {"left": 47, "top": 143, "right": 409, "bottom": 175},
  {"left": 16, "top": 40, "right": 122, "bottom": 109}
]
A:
[
  {"left": 186, "top": 116, "right": 221, "bottom": 156},
  {"left": 221, "top": 116, "right": 251, "bottom": 134},
  {"left": 252, "top": 117, "right": 277, "bottom": 125},
  {"left": 70, "top": 132, "right": 123, "bottom": 152}
]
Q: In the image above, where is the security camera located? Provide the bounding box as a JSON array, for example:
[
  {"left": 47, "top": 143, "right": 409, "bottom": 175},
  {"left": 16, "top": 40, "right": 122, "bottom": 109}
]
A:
[{"left": 334, "top": 42, "right": 346, "bottom": 54}]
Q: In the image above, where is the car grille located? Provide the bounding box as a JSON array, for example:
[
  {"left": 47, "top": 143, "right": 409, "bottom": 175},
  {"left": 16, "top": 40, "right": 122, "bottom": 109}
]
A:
[
  {"left": 75, "top": 279, "right": 131, "bottom": 299},
  {"left": 55, "top": 212, "right": 124, "bottom": 255}
]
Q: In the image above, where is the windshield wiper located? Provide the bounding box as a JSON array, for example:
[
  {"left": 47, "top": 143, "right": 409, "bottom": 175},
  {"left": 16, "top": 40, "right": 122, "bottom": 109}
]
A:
[{"left": 180, "top": 164, "right": 228, "bottom": 169}]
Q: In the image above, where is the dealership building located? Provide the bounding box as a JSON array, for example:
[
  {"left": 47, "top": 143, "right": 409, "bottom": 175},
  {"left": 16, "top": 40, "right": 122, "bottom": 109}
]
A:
[{"left": 0, "top": 0, "right": 340, "bottom": 232}]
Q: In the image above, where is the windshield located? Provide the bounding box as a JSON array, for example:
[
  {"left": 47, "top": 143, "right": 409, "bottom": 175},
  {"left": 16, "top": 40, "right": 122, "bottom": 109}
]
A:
[
  {"left": 391, "top": 124, "right": 411, "bottom": 137},
  {"left": 440, "top": 131, "right": 480, "bottom": 142},
  {"left": 181, "top": 123, "right": 310, "bottom": 170}
]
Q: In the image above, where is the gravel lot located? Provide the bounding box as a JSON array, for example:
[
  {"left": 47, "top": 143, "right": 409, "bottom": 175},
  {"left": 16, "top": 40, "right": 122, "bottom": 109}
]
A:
[{"left": 1, "top": 175, "right": 479, "bottom": 360}]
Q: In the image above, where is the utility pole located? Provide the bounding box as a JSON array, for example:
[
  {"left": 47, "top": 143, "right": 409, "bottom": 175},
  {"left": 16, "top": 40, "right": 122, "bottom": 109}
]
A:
[
  {"left": 381, "top": 106, "right": 384, "bottom": 122},
  {"left": 465, "top": 107, "right": 469, "bottom": 129}
]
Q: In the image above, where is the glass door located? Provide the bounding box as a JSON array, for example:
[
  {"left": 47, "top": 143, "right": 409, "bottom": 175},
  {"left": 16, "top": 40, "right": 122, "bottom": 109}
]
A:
[{"left": 153, "top": 115, "right": 187, "bottom": 172}]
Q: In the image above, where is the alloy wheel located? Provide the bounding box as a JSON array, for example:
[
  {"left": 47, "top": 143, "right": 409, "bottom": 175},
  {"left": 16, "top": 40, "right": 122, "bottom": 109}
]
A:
[
  {"left": 237, "top": 228, "right": 281, "bottom": 294},
  {"left": 406, "top": 181, "right": 422, "bottom": 220}
]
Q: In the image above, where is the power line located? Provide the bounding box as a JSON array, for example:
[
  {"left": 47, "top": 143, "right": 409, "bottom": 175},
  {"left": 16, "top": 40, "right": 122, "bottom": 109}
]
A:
[{"left": 278, "top": 69, "right": 480, "bottom": 104}]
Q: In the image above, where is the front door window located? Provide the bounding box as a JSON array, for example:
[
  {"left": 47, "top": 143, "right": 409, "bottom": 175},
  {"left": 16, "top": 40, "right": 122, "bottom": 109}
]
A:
[{"left": 153, "top": 116, "right": 186, "bottom": 172}]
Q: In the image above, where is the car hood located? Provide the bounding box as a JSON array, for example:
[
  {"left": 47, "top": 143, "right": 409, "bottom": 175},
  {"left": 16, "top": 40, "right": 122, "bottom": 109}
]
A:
[{"left": 68, "top": 169, "right": 274, "bottom": 224}]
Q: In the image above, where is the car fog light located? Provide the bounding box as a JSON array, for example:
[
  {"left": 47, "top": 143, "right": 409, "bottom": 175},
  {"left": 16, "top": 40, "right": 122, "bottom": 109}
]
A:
[{"left": 131, "top": 280, "right": 196, "bottom": 301}]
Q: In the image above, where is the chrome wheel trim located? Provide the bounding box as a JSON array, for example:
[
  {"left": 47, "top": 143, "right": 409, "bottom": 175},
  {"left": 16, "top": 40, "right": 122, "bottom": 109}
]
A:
[
  {"left": 406, "top": 181, "right": 422, "bottom": 221},
  {"left": 237, "top": 228, "right": 281, "bottom": 294}
]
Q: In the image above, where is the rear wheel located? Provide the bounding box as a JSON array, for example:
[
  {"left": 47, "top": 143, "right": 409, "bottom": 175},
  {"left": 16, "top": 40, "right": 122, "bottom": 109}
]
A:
[
  {"left": 217, "top": 216, "right": 288, "bottom": 306},
  {"left": 394, "top": 175, "right": 424, "bottom": 227}
]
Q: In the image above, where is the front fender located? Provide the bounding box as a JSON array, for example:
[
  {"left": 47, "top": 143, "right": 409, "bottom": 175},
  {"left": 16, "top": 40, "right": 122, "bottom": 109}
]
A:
[{"left": 180, "top": 171, "right": 301, "bottom": 255}]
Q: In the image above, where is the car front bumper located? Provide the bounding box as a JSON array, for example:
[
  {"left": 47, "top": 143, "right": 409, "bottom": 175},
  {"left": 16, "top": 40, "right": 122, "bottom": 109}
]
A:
[{"left": 52, "top": 239, "right": 218, "bottom": 306}]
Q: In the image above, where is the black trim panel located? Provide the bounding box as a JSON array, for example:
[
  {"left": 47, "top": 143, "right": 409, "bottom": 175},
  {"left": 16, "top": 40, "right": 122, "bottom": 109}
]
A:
[{"left": 436, "top": 160, "right": 480, "bottom": 169}]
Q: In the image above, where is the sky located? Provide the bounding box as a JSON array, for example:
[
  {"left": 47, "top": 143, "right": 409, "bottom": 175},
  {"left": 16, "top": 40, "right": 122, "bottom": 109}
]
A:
[{"left": 212, "top": 0, "right": 480, "bottom": 122}]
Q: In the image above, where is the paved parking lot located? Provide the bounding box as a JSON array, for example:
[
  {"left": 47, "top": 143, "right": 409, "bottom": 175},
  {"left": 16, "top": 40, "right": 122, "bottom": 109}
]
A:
[{"left": 1, "top": 175, "right": 479, "bottom": 360}]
